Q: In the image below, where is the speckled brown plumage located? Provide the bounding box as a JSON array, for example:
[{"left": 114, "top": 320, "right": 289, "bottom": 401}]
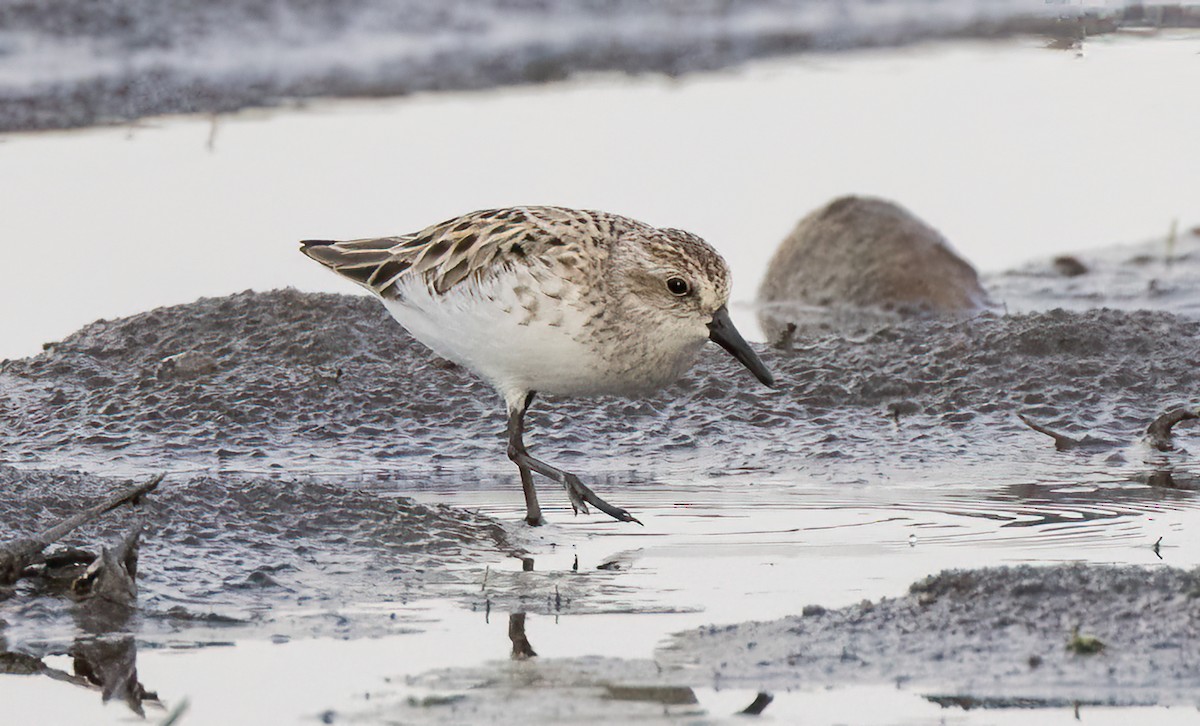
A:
[{"left": 301, "top": 206, "right": 772, "bottom": 525}]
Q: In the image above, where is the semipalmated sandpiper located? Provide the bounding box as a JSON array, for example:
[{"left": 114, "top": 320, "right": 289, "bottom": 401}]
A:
[{"left": 302, "top": 206, "right": 773, "bottom": 525}]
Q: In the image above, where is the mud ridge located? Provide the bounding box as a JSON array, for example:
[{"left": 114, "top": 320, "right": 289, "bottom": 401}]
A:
[
  {"left": 1, "top": 289, "right": 1197, "bottom": 480},
  {"left": 662, "top": 564, "right": 1200, "bottom": 706},
  {"left": 0, "top": 465, "right": 514, "bottom": 649}
]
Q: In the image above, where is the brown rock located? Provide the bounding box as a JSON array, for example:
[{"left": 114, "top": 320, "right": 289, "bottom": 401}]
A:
[
  {"left": 757, "top": 196, "right": 989, "bottom": 341},
  {"left": 1052, "top": 255, "right": 1089, "bottom": 277},
  {"left": 156, "top": 350, "right": 218, "bottom": 381}
]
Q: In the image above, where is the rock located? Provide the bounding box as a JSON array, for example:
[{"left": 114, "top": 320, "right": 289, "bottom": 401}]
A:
[
  {"left": 156, "top": 351, "right": 218, "bottom": 381},
  {"left": 1052, "top": 255, "right": 1089, "bottom": 277},
  {"left": 757, "top": 196, "right": 990, "bottom": 342}
]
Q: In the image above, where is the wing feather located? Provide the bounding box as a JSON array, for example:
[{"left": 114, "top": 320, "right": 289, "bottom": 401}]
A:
[{"left": 299, "top": 206, "right": 602, "bottom": 299}]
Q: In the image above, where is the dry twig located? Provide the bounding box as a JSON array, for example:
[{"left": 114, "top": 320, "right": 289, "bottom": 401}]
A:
[{"left": 0, "top": 474, "right": 163, "bottom": 585}]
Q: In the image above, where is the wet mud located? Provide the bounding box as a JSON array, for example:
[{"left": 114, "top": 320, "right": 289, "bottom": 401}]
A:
[
  {"left": 663, "top": 564, "right": 1200, "bottom": 706},
  {"left": 342, "top": 564, "right": 1200, "bottom": 721},
  {"left": 0, "top": 465, "right": 513, "bottom": 650},
  {"left": 2, "top": 286, "right": 1197, "bottom": 484},
  {"left": 2, "top": 0, "right": 1197, "bottom": 133}
]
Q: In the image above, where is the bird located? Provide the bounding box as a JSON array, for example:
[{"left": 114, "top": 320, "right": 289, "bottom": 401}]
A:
[{"left": 300, "top": 206, "right": 775, "bottom": 525}]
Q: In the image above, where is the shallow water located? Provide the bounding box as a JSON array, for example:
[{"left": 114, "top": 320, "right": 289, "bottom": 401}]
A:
[
  {"left": 3, "top": 440, "right": 1198, "bottom": 722},
  {"left": 4, "top": 477, "right": 1197, "bottom": 724},
  {"left": 3, "top": 33, "right": 1200, "bottom": 726}
]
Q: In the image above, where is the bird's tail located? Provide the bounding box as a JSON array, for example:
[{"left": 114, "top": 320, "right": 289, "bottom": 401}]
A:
[{"left": 299, "top": 236, "right": 414, "bottom": 292}]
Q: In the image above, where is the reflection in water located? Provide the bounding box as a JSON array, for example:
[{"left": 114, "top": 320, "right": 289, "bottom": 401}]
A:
[
  {"left": 508, "top": 613, "right": 537, "bottom": 660},
  {"left": 739, "top": 691, "right": 774, "bottom": 715},
  {"left": 67, "top": 526, "right": 157, "bottom": 715},
  {"left": 0, "top": 636, "right": 157, "bottom": 716},
  {"left": 0, "top": 525, "right": 158, "bottom": 716},
  {"left": 925, "top": 694, "right": 1101, "bottom": 710},
  {"left": 602, "top": 683, "right": 698, "bottom": 706},
  {"left": 69, "top": 637, "right": 156, "bottom": 716},
  {"left": 878, "top": 476, "right": 1200, "bottom": 544},
  {"left": 508, "top": 555, "right": 538, "bottom": 660}
]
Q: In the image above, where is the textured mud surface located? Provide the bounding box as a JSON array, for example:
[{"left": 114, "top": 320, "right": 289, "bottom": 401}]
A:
[
  {"left": 1, "top": 288, "right": 1197, "bottom": 484},
  {"left": 663, "top": 565, "right": 1200, "bottom": 706},
  {"left": 2, "top": 0, "right": 1195, "bottom": 133},
  {"left": 340, "top": 565, "right": 1200, "bottom": 721},
  {"left": 0, "top": 464, "right": 513, "bottom": 650}
]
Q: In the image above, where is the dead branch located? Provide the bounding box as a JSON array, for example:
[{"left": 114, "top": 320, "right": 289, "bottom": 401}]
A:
[
  {"left": 1145, "top": 406, "right": 1200, "bottom": 452},
  {"left": 1017, "top": 414, "right": 1081, "bottom": 451},
  {"left": 740, "top": 692, "right": 774, "bottom": 715},
  {"left": 0, "top": 473, "right": 162, "bottom": 585},
  {"left": 1017, "top": 414, "right": 1114, "bottom": 451}
]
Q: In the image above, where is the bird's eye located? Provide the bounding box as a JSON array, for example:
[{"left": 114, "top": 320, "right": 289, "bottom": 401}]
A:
[{"left": 666, "top": 277, "right": 690, "bottom": 296}]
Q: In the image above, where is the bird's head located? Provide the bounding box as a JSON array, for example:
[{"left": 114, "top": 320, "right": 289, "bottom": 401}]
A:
[{"left": 613, "top": 227, "right": 775, "bottom": 389}]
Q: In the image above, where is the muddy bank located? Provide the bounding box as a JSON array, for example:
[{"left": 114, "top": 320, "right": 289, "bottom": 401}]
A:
[
  {"left": 1, "top": 288, "right": 1197, "bottom": 482},
  {"left": 0, "top": 464, "right": 513, "bottom": 650},
  {"left": 662, "top": 564, "right": 1200, "bottom": 706},
  {"left": 347, "top": 564, "right": 1200, "bottom": 721},
  {"left": 1, "top": 0, "right": 1195, "bottom": 133},
  {"left": 987, "top": 226, "right": 1200, "bottom": 318}
]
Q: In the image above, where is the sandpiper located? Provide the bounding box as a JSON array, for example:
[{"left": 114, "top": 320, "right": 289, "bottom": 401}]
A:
[{"left": 301, "top": 206, "right": 774, "bottom": 525}]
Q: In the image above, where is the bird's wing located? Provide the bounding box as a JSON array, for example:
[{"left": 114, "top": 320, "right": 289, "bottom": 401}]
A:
[{"left": 299, "top": 206, "right": 602, "bottom": 298}]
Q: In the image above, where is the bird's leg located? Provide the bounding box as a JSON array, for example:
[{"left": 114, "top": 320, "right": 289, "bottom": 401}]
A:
[
  {"left": 516, "top": 466, "right": 542, "bottom": 527},
  {"left": 506, "top": 393, "right": 641, "bottom": 525},
  {"left": 506, "top": 397, "right": 543, "bottom": 526}
]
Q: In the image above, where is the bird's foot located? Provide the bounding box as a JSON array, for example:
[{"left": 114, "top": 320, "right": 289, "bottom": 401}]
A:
[{"left": 562, "top": 474, "right": 642, "bottom": 525}]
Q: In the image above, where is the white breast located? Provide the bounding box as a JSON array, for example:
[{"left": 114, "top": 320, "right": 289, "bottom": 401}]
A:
[{"left": 381, "top": 267, "right": 613, "bottom": 405}]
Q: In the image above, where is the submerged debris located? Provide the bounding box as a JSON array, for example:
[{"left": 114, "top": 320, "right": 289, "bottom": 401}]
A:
[
  {"left": 0, "top": 465, "right": 514, "bottom": 646},
  {"left": 1017, "top": 414, "right": 1114, "bottom": 451},
  {"left": 0, "top": 474, "right": 161, "bottom": 586},
  {"left": 1066, "top": 628, "right": 1106, "bottom": 656},
  {"left": 3, "top": 522, "right": 159, "bottom": 716},
  {"left": 71, "top": 525, "right": 142, "bottom": 633},
  {"left": 1019, "top": 405, "right": 1200, "bottom": 459},
  {"left": 1144, "top": 406, "right": 1200, "bottom": 452},
  {"left": 739, "top": 691, "right": 774, "bottom": 715}
]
